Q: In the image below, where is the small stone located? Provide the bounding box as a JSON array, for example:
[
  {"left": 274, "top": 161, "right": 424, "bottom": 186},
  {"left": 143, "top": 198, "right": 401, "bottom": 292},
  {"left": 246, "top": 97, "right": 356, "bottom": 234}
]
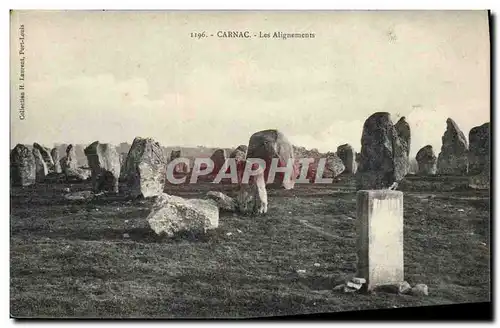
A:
[
  {"left": 411, "top": 284, "right": 429, "bottom": 296},
  {"left": 62, "top": 187, "right": 70, "bottom": 193},
  {"left": 237, "top": 229, "right": 242, "bottom": 233},
  {"left": 399, "top": 281, "right": 412, "bottom": 294},
  {"left": 457, "top": 209, "right": 464, "bottom": 212},
  {"left": 124, "top": 220, "right": 129, "bottom": 223},
  {"left": 352, "top": 277, "right": 366, "bottom": 285},
  {"left": 346, "top": 281, "right": 363, "bottom": 290},
  {"left": 343, "top": 285, "right": 357, "bottom": 293},
  {"left": 313, "top": 263, "right": 321, "bottom": 267},
  {"left": 332, "top": 284, "right": 345, "bottom": 291},
  {"left": 226, "top": 232, "right": 232, "bottom": 236},
  {"left": 123, "top": 233, "right": 130, "bottom": 238},
  {"left": 480, "top": 242, "right": 486, "bottom": 246},
  {"left": 296, "top": 269, "right": 306, "bottom": 274}
]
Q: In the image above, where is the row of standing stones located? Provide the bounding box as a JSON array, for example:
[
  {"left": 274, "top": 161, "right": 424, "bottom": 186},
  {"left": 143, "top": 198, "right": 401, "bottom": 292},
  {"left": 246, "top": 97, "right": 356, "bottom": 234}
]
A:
[{"left": 10, "top": 112, "right": 490, "bottom": 295}]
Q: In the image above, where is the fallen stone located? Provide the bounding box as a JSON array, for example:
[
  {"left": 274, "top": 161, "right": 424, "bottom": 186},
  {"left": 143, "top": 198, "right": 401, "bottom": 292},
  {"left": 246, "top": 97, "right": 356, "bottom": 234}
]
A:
[
  {"left": 346, "top": 281, "right": 363, "bottom": 290},
  {"left": 313, "top": 263, "right": 321, "bottom": 267},
  {"left": 64, "top": 190, "right": 94, "bottom": 201},
  {"left": 62, "top": 187, "right": 70, "bottom": 193},
  {"left": 65, "top": 167, "right": 92, "bottom": 182},
  {"left": 343, "top": 286, "right": 358, "bottom": 293},
  {"left": 333, "top": 284, "right": 345, "bottom": 291},
  {"left": 206, "top": 191, "right": 237, "bottom": 211},
  {"left": 351, "top": 277, "right": 366, "bottom": 285},
  {"left": 410, "top": 284, "right": 429, "bottom": 296},
  {"left": 147, "top": 193, "right": 219, "bottom": 237}
]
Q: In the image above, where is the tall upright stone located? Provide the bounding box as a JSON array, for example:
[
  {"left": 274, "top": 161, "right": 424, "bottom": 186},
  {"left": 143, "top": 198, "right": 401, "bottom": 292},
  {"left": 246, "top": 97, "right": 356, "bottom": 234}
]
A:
[
  {"left": 33, "top": 143, "right": 55, "bottom": 173},
  {"left": 123, "top": 137, "right": 167, "bottom": 198},
  {"left": 322, "top": 152, "right": 345, "bottom": 178},
  {"left": 246, "top": 129, "right": 299, "bottom": 189},
  {"left": 394, "top": 117, "right": 411, "bottom": 156},
  {"left": 337, "top": 144, "right": 357, "bottom": 174},
  {"left": 84, "top": 141, "right": 121, "bottom": 193},
  {"left": 229, "top": 145, "right": 247, "bottom": 162},
  {"left": 437, "top": 118, "right": 468, "bottom": 175},
  {"left": 32, "top": 148, "right": 48, "bottom": 183},
  {"left": 356, "top": 190, "right": 404, "bottom": 291},
  {"left": 10, "top": 144, "right": 36, "bottom": 186},
  {"left": 210, "top": 149, "right": 227, "bottom": 176},
  {"left": 416, "top": 145, "right": 437, "bottom": 176},
  {"left": 356, "top": 112, "right": 408, "bottom": 190},
  {"left": 468, "top": 122, "right": 490, "bottom": 175},
  {"left": 51, "top": 148, "right": 62, "bottom": 173}
]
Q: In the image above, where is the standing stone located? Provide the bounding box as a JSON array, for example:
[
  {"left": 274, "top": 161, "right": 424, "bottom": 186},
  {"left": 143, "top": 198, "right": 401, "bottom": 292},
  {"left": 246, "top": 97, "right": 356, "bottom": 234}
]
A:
[
  {"left": 437, "top": 118, "right": 468, "bottom": 175},
  {"left": 246, "top": 129, "right": 299, "bottom": 189},
  {"left": 337, "top": 144, "right": 357, "bottom": 174},
  {"left": 33, "top": 143, "right": 55, "bottom": 173},
  {"left": 118, "top": 152, "right": 128, "bottom": 181},
  {"left": 169, "top": 150, "right": 188, "bottom": 173},
  {"left": 394, "top": 117, "right": 411, "bottom": 157},
  {"left": 210, "top": 149, "right": 227, "bottom": 176},
  {"left": 468, "top": 122, "right": 490, "bottom": 175},
  {"left": 229, "top": 145, "right": 247, "bottom": 162},
  {"left": 416, "top": 145, "right": 437, "bottom": 175},
  {"left": 51, "top": 148, "right": 62, "bottom": 173},
  {"left": 32, "top": 148, "right": 48, "bottom": 183},
  {"left": 322, "top": 152, "right": 345, "bottom": 178},
  {"left": 123, "top": 137, "right": 167, "bottom": 198},
  {"left": 10, "top": 144, "right": 36, "bottom": 186},
  {"left": 356, "top": 190, "right": 404, "bottom": 291},
  {"left": 147, "top": 193, "right": 219, "bottom": 236},
  {"left": 356, "top": 112, "right": 408, "bottom": 190},
  {"left": 84, "top": 141, "right": 121, "bottom": 193}
]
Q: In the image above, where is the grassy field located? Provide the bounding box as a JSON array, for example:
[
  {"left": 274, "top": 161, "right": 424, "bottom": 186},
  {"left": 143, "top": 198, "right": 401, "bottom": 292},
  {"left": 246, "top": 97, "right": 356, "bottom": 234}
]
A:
[{"left": 10, "top": 177, "right": 491, "bottom": 318}]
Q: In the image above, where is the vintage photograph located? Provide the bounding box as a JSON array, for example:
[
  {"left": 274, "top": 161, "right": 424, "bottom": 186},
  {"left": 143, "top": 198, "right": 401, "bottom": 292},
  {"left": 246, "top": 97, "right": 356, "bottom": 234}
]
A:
[{"left": 9, "top": 10, "right": 491, "bottom": 319}]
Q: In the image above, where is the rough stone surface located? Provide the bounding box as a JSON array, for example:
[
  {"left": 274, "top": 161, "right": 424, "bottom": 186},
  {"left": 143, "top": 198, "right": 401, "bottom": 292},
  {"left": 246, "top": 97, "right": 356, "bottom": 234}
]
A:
[
  {"left": 322, "top": 152, "right": 345, "bottom": 178},
  {"left": 64, "top": 190, "right": 94, "bottom": 201},
  {"left": 51, "top": 148, "right": 62, "bottom": 173},
  {"left": 236, "top": 167, "right": 268, "bottom": 215},
  {"left": 356, "top": 112, "right": 409, "bottom": 190},
  {"left": 337, "top": 144, "right": 357, "bottom": 174},
  {"left": 356, "top": 190, "right": 404, "bottom": 291},
  {"left": 246, "top": 129, "right": 299, "bottom": 189},
  {"left": 410, "top": 284, "right": 429, "bottom": 296},
  {"left": 468, "top": 122, "right": 490, "bottom": 175},
  {"left": 64, "top": 167, "right": 92, "bottom": 182},
  {"left": 394, "top": 117, "right": 411, "bottom": 157},
  {"left": 32, "top": 148, "right": 48, "bottom": 183},
  {"left": 416, "top": 145, "right": 437, "bottom": 176},
  {"left": 33, "top": 143, "right": 55, "bottom": 173},
  {"left": 84, "top": 141, "right": 121, "bottom": 193},
  {"left": 374, "top": 281, "right": 411, "bottom": 294},
  {"left": 147, "top": 193, "right": 219, "bottom": 237},
  {"left": 437, "top": 118, "right": 468, "bottom": 175},
  {"left": 60, "top": 144, "right": 79, "bottom": 173},
  {"left": 229, "top": 145, "right": 247, "bottom": 162},
  {"left": 210, "top": 149, "right": 227, "bottom": 176},
  {"left": 10, "top": 144, "right": 36, "bottom": 186},
  {"left": 123, "top": 137, "right": 167, "bottom": 198},
  {"left": 206, "top": 191, "right": 237, "bottom": 211},
  {"left": 119, "top": 152, "right": 128, "bottom": 181}
]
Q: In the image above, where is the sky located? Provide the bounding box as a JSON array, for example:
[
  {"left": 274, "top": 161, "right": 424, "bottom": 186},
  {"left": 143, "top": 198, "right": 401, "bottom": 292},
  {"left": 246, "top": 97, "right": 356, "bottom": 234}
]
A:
[{"left": 10, "top": 10, "right": 490, "bottom": 157}]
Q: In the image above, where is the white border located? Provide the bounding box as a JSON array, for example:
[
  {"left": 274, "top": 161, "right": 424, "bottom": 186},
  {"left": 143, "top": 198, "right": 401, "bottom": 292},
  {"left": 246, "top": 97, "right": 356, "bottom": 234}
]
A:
[{"left": 2, "top": 1, "right": 498, "bottom": 327}]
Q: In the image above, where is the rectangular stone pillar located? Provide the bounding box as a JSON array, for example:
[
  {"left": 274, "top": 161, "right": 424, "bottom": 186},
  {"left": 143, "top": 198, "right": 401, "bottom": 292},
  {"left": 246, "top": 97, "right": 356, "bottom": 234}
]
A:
[{"left": 356, "top": 190, "right": 404, "bottom": 291}]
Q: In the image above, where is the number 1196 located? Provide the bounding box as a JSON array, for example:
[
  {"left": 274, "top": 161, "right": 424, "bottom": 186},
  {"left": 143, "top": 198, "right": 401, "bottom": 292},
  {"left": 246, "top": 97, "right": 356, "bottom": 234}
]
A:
[{"left": 190, "top": 32, "right": 206, "bottom": 39}]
